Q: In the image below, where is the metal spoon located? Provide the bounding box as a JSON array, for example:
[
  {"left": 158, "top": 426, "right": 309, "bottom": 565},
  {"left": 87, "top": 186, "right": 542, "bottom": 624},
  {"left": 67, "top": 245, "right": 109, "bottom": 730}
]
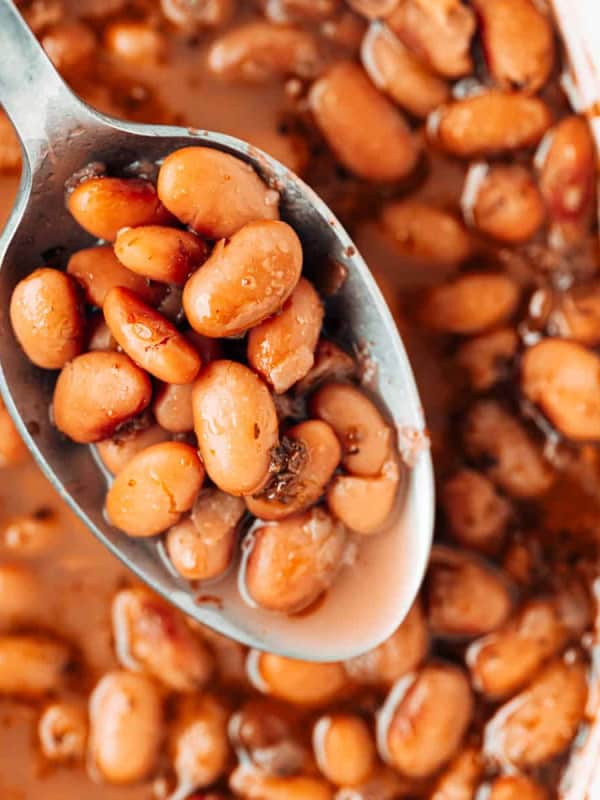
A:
[{"left": 0, "top": 0, "right": 433, "bottom": 661}]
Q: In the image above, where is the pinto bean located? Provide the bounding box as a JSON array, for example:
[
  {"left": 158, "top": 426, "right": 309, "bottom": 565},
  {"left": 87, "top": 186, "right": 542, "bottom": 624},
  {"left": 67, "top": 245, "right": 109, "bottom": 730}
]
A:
[
  {"left": 0, "top": 563, "right": 41, "bottom": 629},
  {"left": 429, "top": 747, "right": 484, "bottom": 800},
  {"left": 0, "top": 400, "right": 29, "bottom": 466},
  {"left": 441, "top": 469, "right": 510, "bottom": 554},
  {"left": 67, "top": 177, "right": 172, "bottom": 242},
  {"left": 38, "top": 702, "right": 88, "bottom": 762},
  {"left": 247, "top": 650, "right": 350, "bottom": 706},
  {"left": 10, "top": 268, "right": 86, "bottom": 369},
  {"left": 347, "top": 0, "right": 400, "bottom": 17},
  {"left": 243, "top": 507, "right": 347, "bottom": 613},
  {"left": 106, "top": 441, "right": 205, "bottom": 536},
  {"left": 192, "top": 360, "right": 279, "bottom": 496},
  {"left": 309, "top": 61, "right": 419, "bottom": 181},
  {"left": 488, "top": 775, "right": 548, "bottom": 800},
  {"left": 52, "top": 352, "right": 152, "bottom": 443},
  {"left": 361, "top": 23, "right": 450, "bottom": 118},
  {"left": 88, "top": 314, "right": 118, "bottom": 351},
  {"left": 263, "top": 0, "right": 340, "bottom": 23},
  {"left": 161, "top": 0, "right": 235, "bottom": 29},
  {"left": 104, "top": 21, "right": 165, "bottom": 65},
  {"left": 183, "top": 220, "right": 302, "bottom": 337},
  {"left": 294, "top": 339, "right": 356, "bottom": 395},
  {"left": 0, "top": 635, "right": 71, "bottom": 696},
  {"left": 96, "top": 420, "right": 170, "bottom": 475},
  {"left": 419, "top": 273, "right": 520, "bottom": 335},
  {"left": 0, "top": 508, "right": 61, "bottom": 557},
  {"left": 313, "top": 714, "right": 376, "bottom": 787},
  {"left": 455, "top": 327, "right": 518, "bottom": 391},
  {"left": 114, "top": 226, "right": 208, "bottom": 285},
  {"left": 377, "top": 663, "right": 474, "bottom": 778},
  {"left": 153, "top": 382, "right": 194, "bottom": 434},
  {"left": 430, "top": 91, "right": 552, "bottom": 157},
  {"left": 548, "top": 282, "right": 600, "bottom": 345},
  {"left": 483, "top": 657, "right": 588, "bottom": 768},
  {"left": 521, "top": 339, "right": 600, "bottom": 440},
  {"left": 157, "top": 147, "right": 279, "bottom": 240},
  {"left": 230, "top": 764, "right": 334, "bottom": 800},
  {"left": 42, "top": 21, "right": 96, "bottom": 71}
]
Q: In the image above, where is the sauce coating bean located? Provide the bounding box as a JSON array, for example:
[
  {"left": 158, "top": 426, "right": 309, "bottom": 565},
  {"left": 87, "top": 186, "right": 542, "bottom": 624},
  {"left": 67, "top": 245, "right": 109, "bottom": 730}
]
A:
[
  {"left": 88, "top": 670, "right": 162, "bottom": 784},
  {"left": 67, "top": 245, "right": 165, "bottom": 307},
  {"left": 521, "top": 339, "right": 600, "bottom": 441},
  {"left": 67, "top": 177, "right": 172, "bottom": 241},
  {"left": 157, "top": 147, "right": 279, "bottom": 240},
  {"left": 310, "top": 382, "right": 391, "bottom": 476},
  {"left": 10, "top": 268, "right": 85, "bottom": 369},
  {"left": 192, "top": 360, "right": 279, "bottom": 496},
  {"left": 38, "top": 702, "right": 88, "bottom": 762},
  {"left": 112, "top": 587, "right": 214, "bottom": 691},
  {"left": 52, "top": 351, "right": 152, "bottom": 443},
  {"left": 0, "top": 635, "right": 71, "bottom": 696},
  {"left": 442, "top": 469, "right": 510, "bottom": 554},
  {"left": 248, "top": 651, "right": 349, "bottom": 706},
  {"left": 104, "top": 287, "right": 202, "bottom": 384},
  {"left": 247, "top": 278, "right": 324, "bottom": 394},
  {"left": 243, "top": 507, "right": 347, "bottom": 613},
  {"left": 309, "top": 61, "right": 419, "bottom": 181},
  {"left": 96, "top": 420, "right": 170, "bottom": 475},
  {"left": 114, "top": 225, "right": 207, "bottom": 285},
  {"left": 183, "top": 220, "right": 302, "bottom": 337},
  {"left": 246, "top": 420, "right": 341, "bottom": 520},
  {"left": 313, "top": 713, "right": 376, "bottom": 787}
]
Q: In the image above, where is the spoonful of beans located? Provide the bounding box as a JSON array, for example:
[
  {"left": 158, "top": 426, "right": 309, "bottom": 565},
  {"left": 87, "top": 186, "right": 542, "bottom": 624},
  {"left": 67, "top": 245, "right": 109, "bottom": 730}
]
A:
[{"left": 0, "top": 0, "right": 433, "bottom": 661}]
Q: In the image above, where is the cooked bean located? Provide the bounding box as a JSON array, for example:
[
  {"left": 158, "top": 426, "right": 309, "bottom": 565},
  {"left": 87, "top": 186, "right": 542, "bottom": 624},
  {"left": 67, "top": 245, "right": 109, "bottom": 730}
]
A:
[
  {"left": 42, "top": 21, "right": 96, "bottom": 71},
  {"left": 336, "top": 766, "right": 415, "bottom": 800},
  {"left": 313, "top": 714, "right": 376, "bottom": 787},
  {"left": 38, "top": 702, "right": 88, "bottom": 762},
  {"left": 247, "top": 420, "right": 341, "bottom": 520},
  {"left": 243, "top": 507, "right": 347, "bottom": 613},
  {"left": 104, "top": 21, "right": 165, "bottom": 64},
  {"left": 536, "top": 115, "right": 596, "bottom": 246},
  {"left": 387, "top": 0, "right": 476, "bottom": 77},
  {"left": 114, "top": 225, "right": 208, "bottom": 286},
  {"left": 0, "top": 508, "right": 60, "bottom": 557},
  {"left": 294, "top": 339, "right": 356, "bottom": 395},
  {"left": 463, "top": 164, "right": 545, "bottom": 243},
  {"left": 0, "top": 110, "right": 22, "bottom": 173},
  {"left": 247, "top": 278, "right": 323, "bottom": 394},
  {"left": 377, "top": 663, "right": 474, "bottom": 778},
  {"left": 321, "top": 9, "right": 367, "bottom": 51},
  {"left": 521, "top": 339, "right": 600, "bottom": 440},
  {"left": 247, "top": 650, "right": 349, "bottom": 706},
  {"left": 53, "top": 351, "right": 152, "bottom": 443},
  {"left": 462, "top": 400, "right": 554, "bottom": 498},
  {"left": 184, "top": 220, "right": 302, "bottom": 337},
  {"left": 87, "top": 314, "right": 118, "bottom": 351},
  {"left": 426, "top": 546, "right": 513, "bottom": 638},
  {"left": 441, "top": 469, "right": 510, "bottom": 554},
  {"left": 548, "top": 283, "right": 600, "bottom": 345},
  {"left": 474, "top": 0, "right": 554, "bottom": 92},
  {"left": 208, "top": 22, "right": 322, "bottom": 82},
  {"left": 429, "top": 747, "right": 484, "bottom": 800},
  {"left": 263, "top": 0, "right": 340, "bottom": 22},
  {"left": 10, "top": 268, "right": 85, "bottom": 369},
  {"left": 327, "top": 451, "right": 401, "bottom": 535},
  {"left": 169, "top": 694, "right": 230, "bottom": 791},
  {"left": 0, "top": 400, "right": 28, "bottom": 466},
  {"left": 96, "top": 421, "right": 170, "bottom": 475},
  {"left": 467, "top": 599, "right": 566, "bottom": 699},
  {"left": 67, "top": 177, "right": 172, "bottom": 241},
  {"left": 0, "top": 635, "right": 70, "bottom": 696},
  {"left": 88, "top": 670, "right": 162, "bottom": 784},
  {"left": 161, "top": 0, "right": 235, "bottom": 29},
  {"left": 380, "top": 200, "right": 471, "bottom": 267},
  {"left": 231, "top": 764, "right": 334, "bottom": 800},
  {"left": 488, "top": 775, "right": 548, "bottom": 800},
  {"left": 311, "top": 382, "right": 391, "bottom": 476},
  {"left": 362, "top": 23, "right": 450, "bottom": 118},
  {"left": 106, "top": 441, "right": 204, "bottom": 536},
  {"left": 344, "top": 600, "right": 429, "bottom": 685},
  {"left": 166, "top": 489, "right": 245, "bottom": 581},
  {"left": 112, "top": 587, "right": 213, "bottom": 690},
  {"left": 430, "top": 92, "right": 552, "bottom": 157},
  {"left": 104, "top": 287, "right": 201, "bottom": 383},
  {"left": 153, "top": 382, "right": 194, "bottom": 434},
  {"left": 0, "top": 563, "right": 40, "bottom": 629},
  {"left": 248, "top": 126, "right": 310, "bottom": 176},
  {"left": 309, "top": 61, "right": 418, "bottom": 181},
  {"left": 192, "top": 360, "right": 279, "bottom": 496},
  {"left": 157, "top": 147, "right": 279, "bottom": 240},
  {"left": 455, "top": 327, "right": 518, "bottom": 391},
  {"left": 420, "top": 273, "right": 519, "bottom": 335},
  {"left": 483, "top": 657, "right": 588, "bottom": 768},
  {"left": 67, "top": 245, "right": 165, "bottom": 307}
]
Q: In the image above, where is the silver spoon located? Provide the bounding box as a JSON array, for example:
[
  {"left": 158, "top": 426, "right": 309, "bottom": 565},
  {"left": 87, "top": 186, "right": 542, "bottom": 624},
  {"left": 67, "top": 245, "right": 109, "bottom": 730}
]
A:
[{"left": 0, "top": 0, "right": 433, "bottom": 661}]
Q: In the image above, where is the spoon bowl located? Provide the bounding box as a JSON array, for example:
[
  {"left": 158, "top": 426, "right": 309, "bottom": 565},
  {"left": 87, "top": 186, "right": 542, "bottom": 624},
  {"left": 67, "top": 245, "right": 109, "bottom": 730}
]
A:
[{"left": 0, "top": 0, "right": 433, "bottom": 661}]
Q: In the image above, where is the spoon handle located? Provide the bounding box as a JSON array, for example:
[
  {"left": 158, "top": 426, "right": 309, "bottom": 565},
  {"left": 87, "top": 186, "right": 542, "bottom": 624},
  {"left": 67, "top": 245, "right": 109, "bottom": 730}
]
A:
[{"left": 0, "top": 0, "right": 91, "bottom": 161}]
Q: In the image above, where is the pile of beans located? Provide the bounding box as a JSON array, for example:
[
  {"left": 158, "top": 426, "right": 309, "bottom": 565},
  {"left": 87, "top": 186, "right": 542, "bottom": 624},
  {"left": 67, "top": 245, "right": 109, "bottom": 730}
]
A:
[{"left": 9, "top": 145, "right": 402, "bottom": 614}]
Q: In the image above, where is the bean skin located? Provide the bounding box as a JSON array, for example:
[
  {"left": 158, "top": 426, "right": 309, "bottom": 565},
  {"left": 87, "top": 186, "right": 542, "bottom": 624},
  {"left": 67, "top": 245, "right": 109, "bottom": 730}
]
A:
[
  {"left": 313, "top": 713, "right": 376, "bottom": 787},
  {"left": 309, "top": 61, "right": 419, "bottom": 181},
  {"left": 0, "top": 635, "right": 71, "bottom": 696},
  {"left": 153, "top": 382, "right": 194, "bottom": 433},
  {"left": 310, "top": 382, "right": 391, "bottom": 476},
  {"left": 52, "top": 351, "right": 152, "bottom": 443},
  {"left": 10, "top": 268, "right": 86, "bottom": 369},
  {"left": 67, "top": 177, "right": 172, "bottom": 241},
  {"left": 88, "top": 670, "right": 162, "bottom": 785},
  {"left": 184, "top": 220, "right": 302, "bottom": 338},
  {"left": 243, "top": 507, "right": 347, "bottom": 613},
  {"left": 96, "top": 421, "right": 170, "bottom": 475},
  {"left": 192, "top": 360, "right": 279, "bottom": 496},
  {"left": 247, "top": 278, "right": 324, "bottom": 394},
  {"left": 106, "top": 441, "right": 205, "bottom": 537},
  {"left": 114, "top": 225, "right": 208, "bottom": 285},
  {"left": 521, "top": 339, "right": 600, "bottom": 440},
  {"left": 38, "top": 702, "right": 88, "bottom": 762},
  {"left": 441, "top": 469, "right": 510, "bottom": 554},
  {"left": 157, "top": 146, "right": 279, "bottom": 240},
  {"left": 104, "top": 287, "right": 201, "bottom": 384},
  {"left": 67, "top": 245, "right": 165, "bottom": 307},
  {"left": 247, "top": 650, "right": 349, "bottom": 706}
]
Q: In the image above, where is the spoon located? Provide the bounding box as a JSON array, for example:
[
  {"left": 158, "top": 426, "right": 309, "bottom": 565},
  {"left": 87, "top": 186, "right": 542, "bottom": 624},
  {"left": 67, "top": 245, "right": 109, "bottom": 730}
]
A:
[{"left": 0, "top": 0, "right": 433, "bottom": 662}]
